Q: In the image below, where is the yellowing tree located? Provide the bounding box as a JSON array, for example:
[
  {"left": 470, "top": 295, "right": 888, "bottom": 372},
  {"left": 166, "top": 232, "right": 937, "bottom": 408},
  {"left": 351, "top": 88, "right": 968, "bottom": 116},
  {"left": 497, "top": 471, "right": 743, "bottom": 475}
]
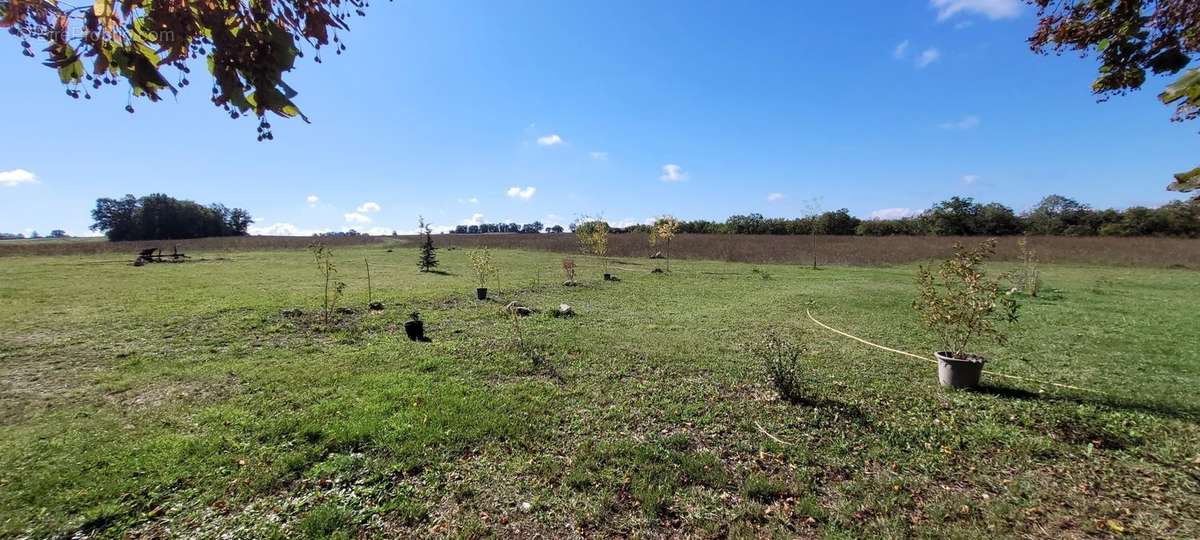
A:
[
  {"left": 649, "top": 215, "right": 679, "bottom": 272},
  {"left": 575, "top": 218, "right": 610, "bottom": 278}
]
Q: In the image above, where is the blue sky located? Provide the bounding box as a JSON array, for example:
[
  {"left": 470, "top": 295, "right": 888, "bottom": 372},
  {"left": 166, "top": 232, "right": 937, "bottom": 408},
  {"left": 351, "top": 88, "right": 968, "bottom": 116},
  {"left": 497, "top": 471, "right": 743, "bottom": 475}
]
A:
[{"left": 1, "top": 0, "right": 1195, "bottom": 236}]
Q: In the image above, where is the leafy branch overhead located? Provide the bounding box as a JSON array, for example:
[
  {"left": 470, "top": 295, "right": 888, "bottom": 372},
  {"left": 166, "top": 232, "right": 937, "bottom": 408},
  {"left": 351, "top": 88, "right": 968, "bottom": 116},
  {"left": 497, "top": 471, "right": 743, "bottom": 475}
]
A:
[
  {"left": 1028, "top": 0, "right": 1200, "bottom": 192},
  {"left": 1, "top": 0, "right": 371, "bottom": 139}
]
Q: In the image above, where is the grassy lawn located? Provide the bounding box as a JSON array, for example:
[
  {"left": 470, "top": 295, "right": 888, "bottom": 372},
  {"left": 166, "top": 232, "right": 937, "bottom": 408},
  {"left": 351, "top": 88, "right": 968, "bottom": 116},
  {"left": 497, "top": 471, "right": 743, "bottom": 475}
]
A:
[{"left": 1, "top": 243, "right": 1198, "bottom": 538}]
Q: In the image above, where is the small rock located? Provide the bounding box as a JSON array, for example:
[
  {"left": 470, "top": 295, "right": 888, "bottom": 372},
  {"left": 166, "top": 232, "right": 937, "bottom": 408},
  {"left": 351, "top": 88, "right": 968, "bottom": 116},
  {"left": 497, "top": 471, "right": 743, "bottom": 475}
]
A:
[
  {"left": 519, "top": 502, "right": 532, "bottom": 513},
  {"left": 368, "top": 301, "right": 384, "bottom": 311},
  {"left": 563, "top": 280, "right": 577, "bottom": 287},
  {"left": 281, "top": 308, "right": 303, "bottom": 317},
  {"left": 556, "top": 304, "right": 574, "bottom": 317},
  {"left": 336, "top": 307, "right": 357, "bottom": 315}
]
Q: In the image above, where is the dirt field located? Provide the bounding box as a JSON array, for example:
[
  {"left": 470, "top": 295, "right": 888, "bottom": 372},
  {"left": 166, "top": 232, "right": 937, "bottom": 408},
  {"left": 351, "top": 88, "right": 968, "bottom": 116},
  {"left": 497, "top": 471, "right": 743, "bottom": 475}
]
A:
[{"left": 3, "top": 233, "right": 1199, "bottom": 267}]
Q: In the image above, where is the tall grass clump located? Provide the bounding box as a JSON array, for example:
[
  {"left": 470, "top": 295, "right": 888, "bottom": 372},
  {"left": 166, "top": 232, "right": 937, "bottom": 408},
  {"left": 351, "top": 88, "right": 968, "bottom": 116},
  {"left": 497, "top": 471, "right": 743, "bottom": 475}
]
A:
[
  {"left": 1008, "top": 236, "right": 1043, "bottom": 296},
  {"left": 747, "top": 330, "right": 810, "bottom": 403}
]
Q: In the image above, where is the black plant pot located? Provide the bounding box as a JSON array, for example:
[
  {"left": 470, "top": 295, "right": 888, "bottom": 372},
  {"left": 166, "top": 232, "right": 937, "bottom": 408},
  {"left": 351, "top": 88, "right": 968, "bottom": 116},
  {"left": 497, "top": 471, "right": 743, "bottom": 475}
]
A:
[
  {"left": 476, "top": 287, "right": 488, "bottom": 300},
  {"left": 403, "top": 320, "right": 425, "bottom": 341},
  {"left": 603, "top": 273, "right": 612, "bottom": 281}
]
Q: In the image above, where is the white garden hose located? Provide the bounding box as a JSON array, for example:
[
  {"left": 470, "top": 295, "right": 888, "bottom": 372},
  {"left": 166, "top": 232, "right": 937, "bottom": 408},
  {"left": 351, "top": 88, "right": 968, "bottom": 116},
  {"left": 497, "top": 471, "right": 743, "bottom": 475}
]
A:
[{"left": 805, "top": 309, "right": 1102, "bottom": 394}]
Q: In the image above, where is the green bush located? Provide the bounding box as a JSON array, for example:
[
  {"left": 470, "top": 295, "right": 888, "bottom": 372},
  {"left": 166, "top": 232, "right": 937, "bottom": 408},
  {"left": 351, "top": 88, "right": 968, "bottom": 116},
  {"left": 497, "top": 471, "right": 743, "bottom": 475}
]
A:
[{"left": 747, "top": 330, "right": 809, "bottom": 403}]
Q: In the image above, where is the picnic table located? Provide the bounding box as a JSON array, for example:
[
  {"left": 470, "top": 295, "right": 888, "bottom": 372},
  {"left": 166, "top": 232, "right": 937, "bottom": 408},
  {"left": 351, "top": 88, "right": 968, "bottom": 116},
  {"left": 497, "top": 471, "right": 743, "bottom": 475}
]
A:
[{"left": 135, "top": 246, "right": 190, "bottom": 264}]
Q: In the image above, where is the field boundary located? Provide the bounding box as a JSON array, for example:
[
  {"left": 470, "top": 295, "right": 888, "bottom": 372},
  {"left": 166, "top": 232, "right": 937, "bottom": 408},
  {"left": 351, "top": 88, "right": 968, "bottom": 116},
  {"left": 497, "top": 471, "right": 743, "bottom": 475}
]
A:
[{"left": 3, "top": 234, "right": 1198, "bottom": 267}]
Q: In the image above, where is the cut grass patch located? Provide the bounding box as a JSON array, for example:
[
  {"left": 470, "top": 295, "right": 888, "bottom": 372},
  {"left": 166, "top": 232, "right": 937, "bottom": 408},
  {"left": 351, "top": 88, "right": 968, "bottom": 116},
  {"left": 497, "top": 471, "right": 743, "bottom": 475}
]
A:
[{"left": 0, "top": 245, "right": 1197, "bottom": 537}]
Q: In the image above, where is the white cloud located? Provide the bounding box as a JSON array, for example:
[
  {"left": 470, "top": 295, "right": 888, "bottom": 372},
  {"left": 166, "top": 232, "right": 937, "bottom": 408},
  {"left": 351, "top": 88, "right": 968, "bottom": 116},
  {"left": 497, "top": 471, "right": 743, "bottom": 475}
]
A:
[
  {"left": 344, "top": 212, "right": 372, "bottom": 224},
  {"left": 537, "top": 134, "right": 564, "bottom": 146},
  {"left": 0, "top": 169, "right": 38, "bottom": 187},
  {"left": 506, "top": 186, "right": 536, "bottom": 200},
  {"left": 870, "top": 208, "right": 918, "bottom": 220},
  {"left": 248, "top": 223, "right": 330, "bottom": 236},
  {"left": 463, "top": 213, "right": 485, "bottom": 226},
  {"left": 939, "top": 115, "right": 980, "bottom": 130},
  {"left": 893, "top": 40, "right": 910, "bottom": 60},
  {"left": 611, "top": 217, "right": 654, "bottom": 228},
  {"left": 305, "top": 195, "right": 320, "bottom": 207},
  {"left": 962, "top": 174, "right": 980, "bottom": 185},
  {"left": 916, "top": 48, "right": 941, "bottom": 68},
  {"left": 458, "top": 196, "right": 479, "bottom": 204},
  {"left": 356, "top": 201, "right": 381, "bottom": 213},
  {"left": 590, "top": 151, "right": 608, "bottom": 160},
  {"left": 767, "top": 192, "right": 785, "bottom": 202},
  {"left": 930, "top": 0, "right": 1023, "bottom": 21},
  {"left": 660, "top": 164, "right": 688, "bottom": 182}
]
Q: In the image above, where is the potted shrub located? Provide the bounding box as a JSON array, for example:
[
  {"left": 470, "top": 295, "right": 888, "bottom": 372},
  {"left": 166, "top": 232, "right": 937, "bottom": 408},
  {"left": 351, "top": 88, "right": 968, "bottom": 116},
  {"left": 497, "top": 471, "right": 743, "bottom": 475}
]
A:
[
  {"left": 403, "top": 311, "right": 425, "bottom": 341},
  {"left": 913, "top": 239, "right": 1019, "bottom": 388},
  {"left": 469, "top": 247, "right": 497, "bottom": 300}
]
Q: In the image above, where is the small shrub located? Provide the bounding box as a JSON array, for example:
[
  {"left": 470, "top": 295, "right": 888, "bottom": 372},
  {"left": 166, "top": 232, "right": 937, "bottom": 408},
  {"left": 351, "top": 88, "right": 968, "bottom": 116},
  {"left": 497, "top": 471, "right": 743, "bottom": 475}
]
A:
[
  {"left": 747, "top": 330, "right": 809, "bottom": 403},
  {"left": 649, "top": 216, "right": 680, "bottom": 272},
  {"left": 914, "top": 239, "right": 1019, "bottom": 357},
  {"left": 750, "top": 267, "right": 772, "bottom": 280},
  {"left": 308, "top": 243, "right": 347, "bottom": 327},
  {"left": 417, "top": 216, "right": 438, "bottom": 272},
  {"left": 1008, "top": 236, "right": 1042, "bottom": 296},
  {"left": 562, "top": 257, "right": 577, "bottom": 283},
  {"left": 468, "top": 246, "right": 496, "bottom": 289},
  {"left": 575, "top": 218, "right": 610, "bottom": 274}
]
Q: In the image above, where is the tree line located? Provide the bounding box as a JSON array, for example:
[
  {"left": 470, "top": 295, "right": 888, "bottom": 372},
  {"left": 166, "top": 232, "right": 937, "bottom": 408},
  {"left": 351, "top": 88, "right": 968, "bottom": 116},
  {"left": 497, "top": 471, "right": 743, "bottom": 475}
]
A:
[
  {"left": 451, "top": 221, "right": 565, "bottom": 234},
  {"left": 606, "top": 195, "right": 1200, "bottom": 238},
  {"left": 0, "top": 230, "right": 69, "bottom": 240},
  {"left": 91, "top": 194, "right": 253, "bottom": 241}
]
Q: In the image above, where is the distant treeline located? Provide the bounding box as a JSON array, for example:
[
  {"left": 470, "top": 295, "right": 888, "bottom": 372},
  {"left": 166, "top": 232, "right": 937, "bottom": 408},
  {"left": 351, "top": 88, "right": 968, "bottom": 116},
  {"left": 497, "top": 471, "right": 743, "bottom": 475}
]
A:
[
  {"left": 91, "top": 194, "right": 253, "bottom": 241},
  {"left": 0, "top": 230, "right": 68, "bottom": 240},
  {"left": 607, "top": 195, "right": 1199, "bottom": 238},
  {"left": 451, "top": 221, "right": 564, "bottom": 234}
]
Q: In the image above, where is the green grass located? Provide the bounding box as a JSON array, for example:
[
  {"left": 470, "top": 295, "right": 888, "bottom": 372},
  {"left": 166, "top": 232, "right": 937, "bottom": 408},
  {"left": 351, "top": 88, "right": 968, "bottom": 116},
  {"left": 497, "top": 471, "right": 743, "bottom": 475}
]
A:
[{"left": 1, "top": 243, "right": 1198, "bottom": 537}]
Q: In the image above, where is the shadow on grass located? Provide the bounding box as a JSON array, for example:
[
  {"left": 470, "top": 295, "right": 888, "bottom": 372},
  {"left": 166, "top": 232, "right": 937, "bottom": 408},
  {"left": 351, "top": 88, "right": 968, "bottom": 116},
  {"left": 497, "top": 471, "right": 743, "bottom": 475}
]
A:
[
  {"left": 422, "top": 269, "right": 455, "bottom": 276},
  {"left": 787, "top": 396, "right": 872, "bottom": 428},
  {"left": 975, "top": 383, "right": 1200, "bottom": 424}
]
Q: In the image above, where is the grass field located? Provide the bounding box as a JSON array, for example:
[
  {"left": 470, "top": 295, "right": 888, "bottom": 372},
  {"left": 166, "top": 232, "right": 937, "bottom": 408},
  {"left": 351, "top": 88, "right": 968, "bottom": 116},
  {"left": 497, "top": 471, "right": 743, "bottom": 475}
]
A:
[{"left": 1, "top": 241, "right": 1199, "bottom": 538}]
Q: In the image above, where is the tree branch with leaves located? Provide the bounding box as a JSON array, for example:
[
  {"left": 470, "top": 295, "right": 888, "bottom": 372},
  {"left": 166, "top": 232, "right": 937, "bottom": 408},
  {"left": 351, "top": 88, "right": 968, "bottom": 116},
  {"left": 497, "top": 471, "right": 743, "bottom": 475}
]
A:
[
  {"left": 1028, "top": 0, "right": 1200, "bottom": 194},
  {"left": 2, "top": 0, "right": 371, "bottom": 139}
]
